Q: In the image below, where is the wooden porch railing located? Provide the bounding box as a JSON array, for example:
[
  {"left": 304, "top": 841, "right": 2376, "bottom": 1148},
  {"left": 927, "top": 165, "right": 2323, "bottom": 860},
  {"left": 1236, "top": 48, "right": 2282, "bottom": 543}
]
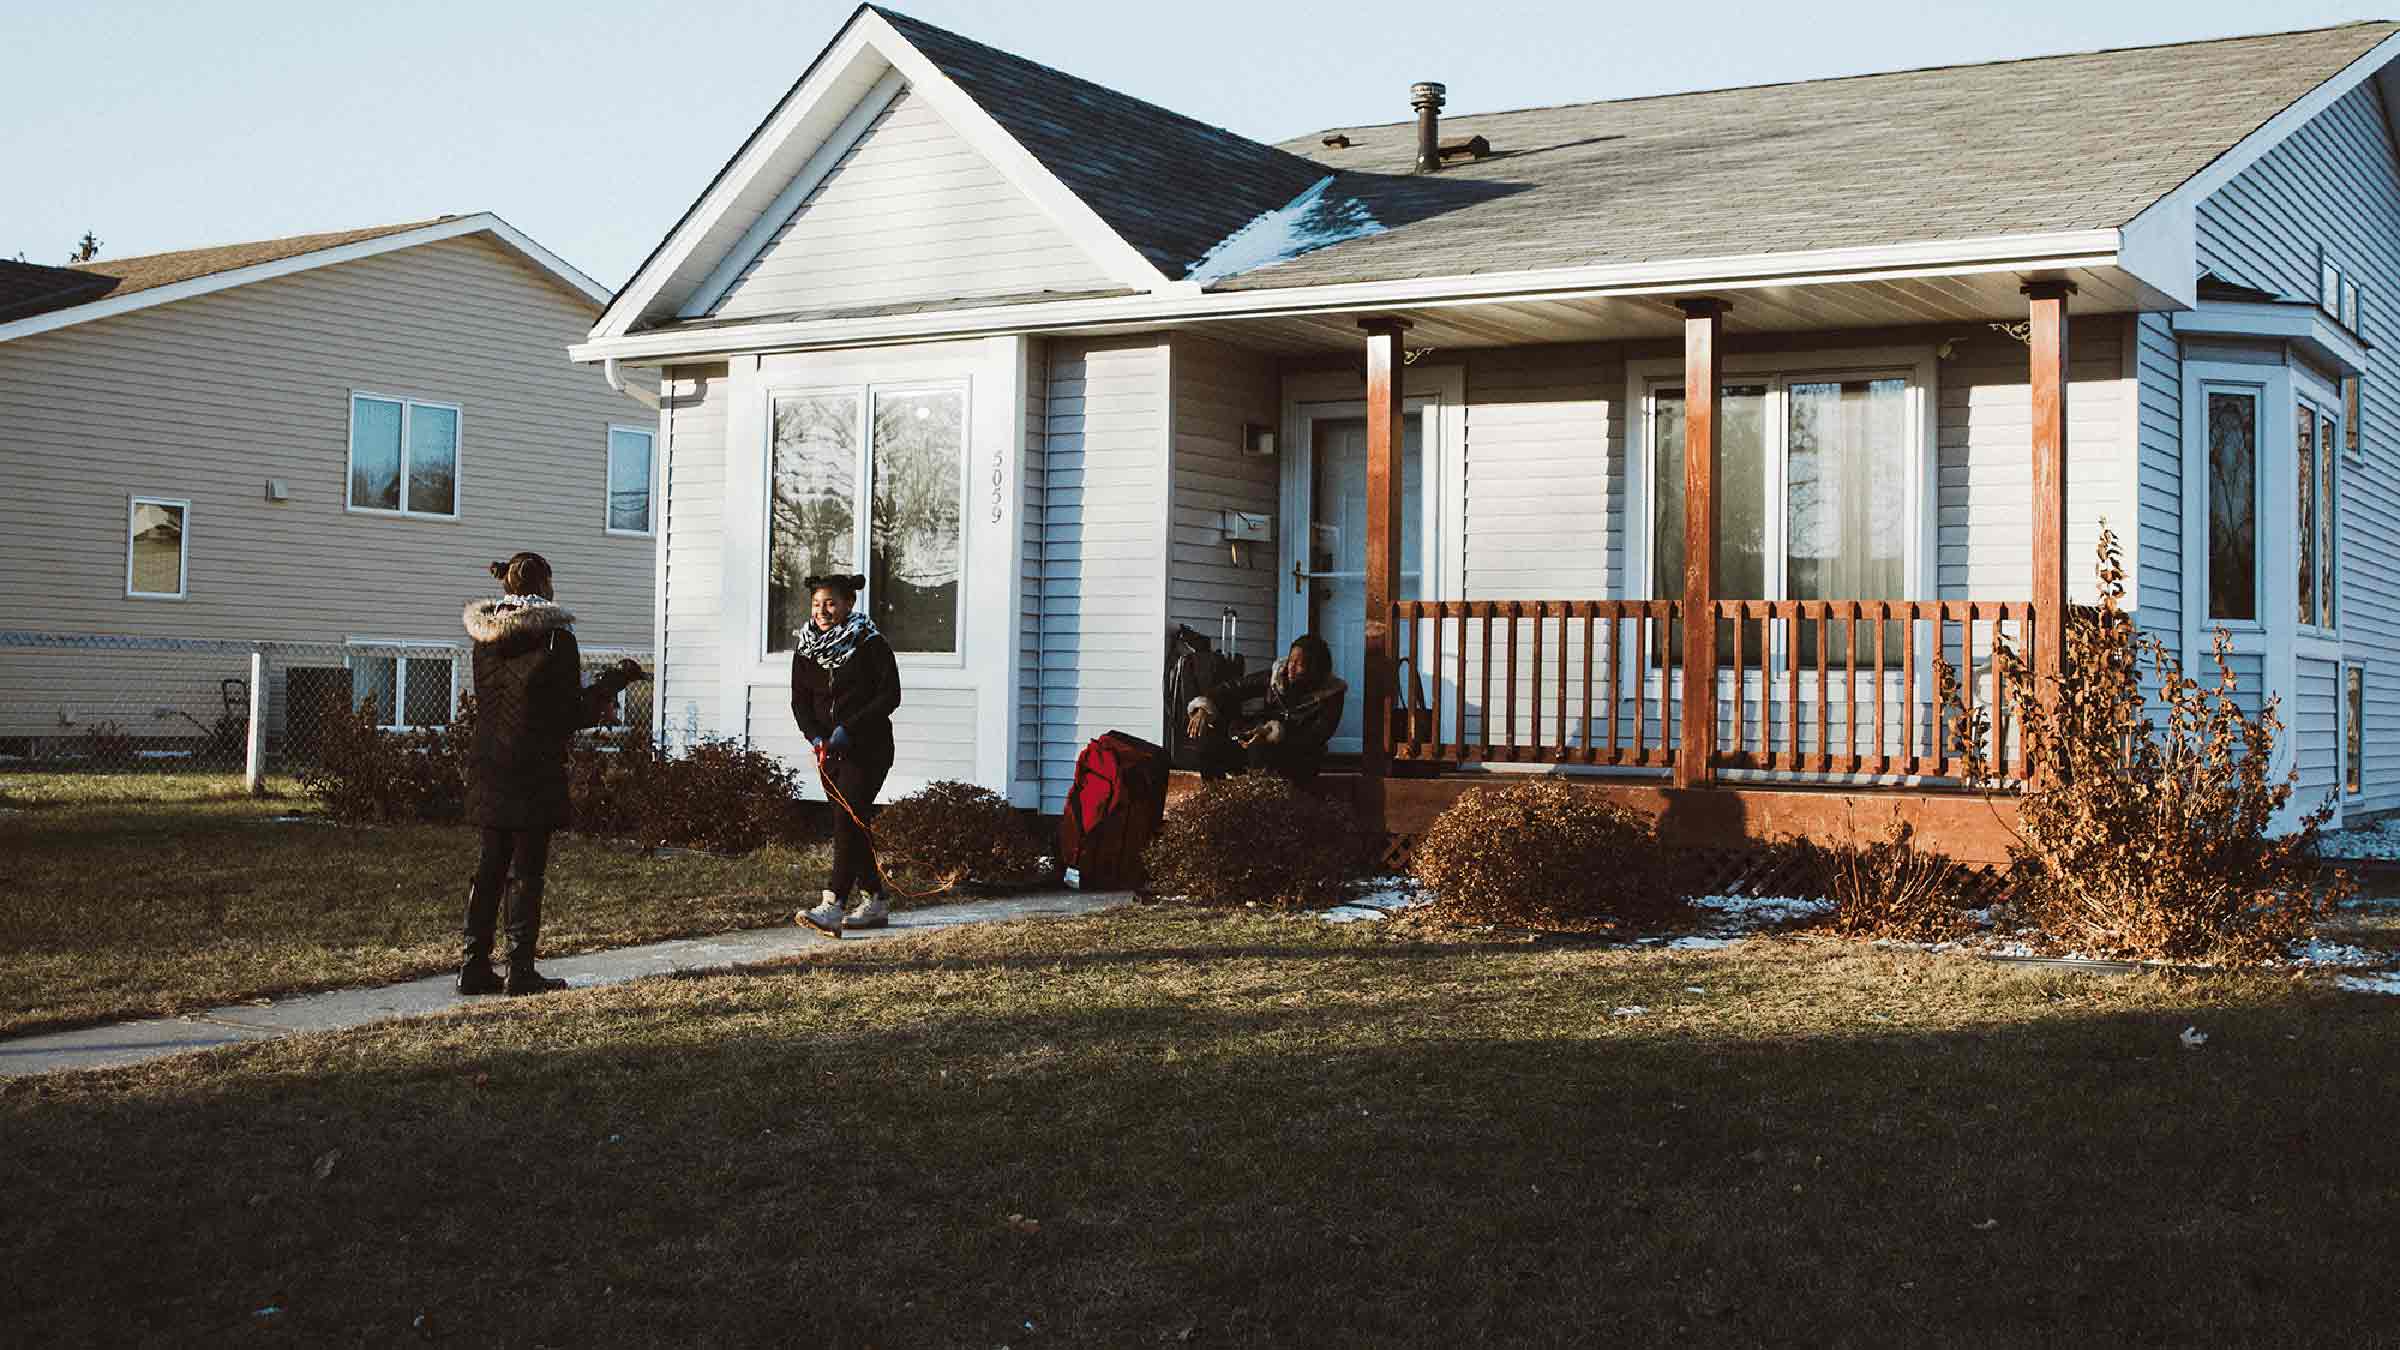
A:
[{"left": 1389, "top": 598, "right": 2034, "bottom": 783}]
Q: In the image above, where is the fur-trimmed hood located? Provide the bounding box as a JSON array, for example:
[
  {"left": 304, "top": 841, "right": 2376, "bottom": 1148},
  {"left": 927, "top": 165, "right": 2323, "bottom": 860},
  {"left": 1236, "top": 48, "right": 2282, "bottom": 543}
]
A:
[{"left": 463, "top": 595, "right": 578, "bottom": 645}]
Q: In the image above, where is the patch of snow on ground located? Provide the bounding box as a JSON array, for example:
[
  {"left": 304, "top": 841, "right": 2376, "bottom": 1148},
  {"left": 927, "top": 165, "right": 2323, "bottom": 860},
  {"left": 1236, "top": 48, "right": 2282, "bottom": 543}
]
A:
[
  {"left": 2336, "top": 970, "right": 2400, "bottom": 995},
  {"left": 1612, "top": 1006, "right": 1648, "bottom": 1018},
  {"left": 1658, "top": 935, "right": 1736, "bottom": 951},
  {"left": 2316, "top": 816, "right": 2400, "bottom": 860},
  {"left": 1694, "top": 894, "right": 1833, "bottom": 923},
  {"left": 2289, "top": 939, "right": 2378, "bottom": 968},
  {"left": 1185, "top": 176, "right": 1385, "bottom": 284},
  {"left": 1320, "top": 878, "right": 1428, "bottom": 924}
]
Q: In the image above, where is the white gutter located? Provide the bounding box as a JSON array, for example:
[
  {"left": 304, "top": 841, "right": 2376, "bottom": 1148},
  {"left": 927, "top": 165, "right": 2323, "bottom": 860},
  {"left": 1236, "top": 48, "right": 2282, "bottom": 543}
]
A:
[
  {"left": 604, "top": 357, "right": 660, "bottom": 409},
  {"left": 572, "top": 228, "right": 2142, "bottom": 365}
]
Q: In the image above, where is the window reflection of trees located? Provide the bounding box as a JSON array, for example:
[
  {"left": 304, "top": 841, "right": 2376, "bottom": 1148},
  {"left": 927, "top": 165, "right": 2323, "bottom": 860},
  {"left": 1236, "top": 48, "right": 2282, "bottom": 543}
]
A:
[
  {"left": 2206, "top": 392, "right": 2256, "bottom": 622},
  {"left": 871, "top": 391, "right": 963, "bottom": 653},
  {"left": 767, "top": 394, "right": 860, "bottom": 653}
]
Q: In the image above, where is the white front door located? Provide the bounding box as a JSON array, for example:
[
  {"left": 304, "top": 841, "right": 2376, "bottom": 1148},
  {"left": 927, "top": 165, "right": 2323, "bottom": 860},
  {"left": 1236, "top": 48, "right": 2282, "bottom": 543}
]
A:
[{"left": 1286, "top": 405, "right": 1429, "bottom": 754}]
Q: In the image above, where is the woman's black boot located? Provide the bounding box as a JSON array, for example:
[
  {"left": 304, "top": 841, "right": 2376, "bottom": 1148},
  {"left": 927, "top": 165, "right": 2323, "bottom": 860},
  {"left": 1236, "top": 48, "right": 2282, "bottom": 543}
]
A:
[
  {"left": 458, "top": 883, "right": 505, "bottom": 994},
  {"left": 502, "top": 876, "right": 568, "bottom": 995}
]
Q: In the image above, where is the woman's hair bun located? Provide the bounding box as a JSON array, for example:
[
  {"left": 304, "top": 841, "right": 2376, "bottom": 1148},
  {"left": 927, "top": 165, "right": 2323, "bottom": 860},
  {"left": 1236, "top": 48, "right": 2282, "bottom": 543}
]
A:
[
  {"left": 488, "top": 560, "right": 510, "bottom": 581},
  {"left": 804, "top": 572, "right": 867, "bottom": 594}
]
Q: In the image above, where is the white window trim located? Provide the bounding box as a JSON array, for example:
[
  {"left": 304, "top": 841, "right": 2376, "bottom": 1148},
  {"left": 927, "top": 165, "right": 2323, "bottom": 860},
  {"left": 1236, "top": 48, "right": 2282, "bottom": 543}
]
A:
[
  {"left": 605, "top": 423, "right": 659, "bottom": 538},
  {"left": 124, "top": 495, "right": 191, "bottom": 601},
  {"left": 755, "top": 377, "right": 973, "bottom": 670},
  {"left": 346, "top": 390, "right": 465, "bottom": 521},
  {"left": 344, "top": 640, "right": 461, "bottom": 731},
  {"left": 1623, "top": 347, "right": 1939, "bottom": 691}
]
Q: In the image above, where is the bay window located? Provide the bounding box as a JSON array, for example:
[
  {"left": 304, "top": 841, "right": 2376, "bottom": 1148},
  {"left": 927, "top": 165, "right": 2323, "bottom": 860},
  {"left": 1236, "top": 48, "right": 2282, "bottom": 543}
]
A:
[
  {"left": 2298, "top": 396, "right": 2340, "bottom": 632},
  {"left": 1648, "top": 369, "right": 1918, "bottom": 664},
  {"left": 2204, "top": 388, "right": 2259, "bottom": 623},
  {"left": 765, "top": 383, "right": 966, "bottom": 656}
]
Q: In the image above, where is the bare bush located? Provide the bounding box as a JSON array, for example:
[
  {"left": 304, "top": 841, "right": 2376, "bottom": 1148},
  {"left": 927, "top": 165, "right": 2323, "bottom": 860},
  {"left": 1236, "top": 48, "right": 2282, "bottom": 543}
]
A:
[
  {"left": 873, "top": 781, "right": 1046, "bottom": 890},
  {"left": 1142, "top": 774, "right": 1362, "bottom": 909},
  {"left": 1948, "top": 527, "right": 2348, "bottom": 966},
  {"left": 1411, "top": 778, "right": 1691, "bottom": 930}
]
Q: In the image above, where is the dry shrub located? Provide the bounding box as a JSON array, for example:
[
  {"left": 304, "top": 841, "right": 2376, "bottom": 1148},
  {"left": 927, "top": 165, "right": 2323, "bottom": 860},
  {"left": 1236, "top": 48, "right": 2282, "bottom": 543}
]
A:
[
  {"left": 299, "top": 697, "right": 472, "bottom": 823},
  {"left": 873, "top": 780, "right": 1046, "bottom": 890},
  {"left": 1821, "top": 816, "right": 1977, "bottom": 942},
  {"left": 1950, "top": 526, "right": 2348, "bottom": 966},
  {"left": 1411, "top": 778, "right": 1690, "bottom": 929},
  {"left": 574, "top": 735, "right": 817, "bottom": 854},
  {"left": 1141, "top": 774, "right": 1362, "bottom": 908}
]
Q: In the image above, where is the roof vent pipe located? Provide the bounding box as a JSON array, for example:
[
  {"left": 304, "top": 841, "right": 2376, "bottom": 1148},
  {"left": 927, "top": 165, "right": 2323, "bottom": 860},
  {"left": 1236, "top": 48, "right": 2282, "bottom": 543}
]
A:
[{"left": 1411, "top": 82, "right": 1446, "bottom": 174}]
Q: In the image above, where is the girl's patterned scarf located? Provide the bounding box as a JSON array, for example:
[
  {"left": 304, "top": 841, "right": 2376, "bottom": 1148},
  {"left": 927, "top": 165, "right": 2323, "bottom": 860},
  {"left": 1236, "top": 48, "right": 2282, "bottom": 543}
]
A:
[
  {"left": 795, "top": 610, "right": 882, "bottom": 673},
  {"left": 1267, "top": 657, "right": 1347, "bottom": 720}
]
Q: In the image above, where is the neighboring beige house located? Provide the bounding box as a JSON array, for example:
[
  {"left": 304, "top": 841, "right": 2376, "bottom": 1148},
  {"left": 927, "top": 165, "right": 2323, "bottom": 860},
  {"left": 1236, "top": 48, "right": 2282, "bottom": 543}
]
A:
[{"left": 0, "top": 213, "right": 658, "bottom": 757}]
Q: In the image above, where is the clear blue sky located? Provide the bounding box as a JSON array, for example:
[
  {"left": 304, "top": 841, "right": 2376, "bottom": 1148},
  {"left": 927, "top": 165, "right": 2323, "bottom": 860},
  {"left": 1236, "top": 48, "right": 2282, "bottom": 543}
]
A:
[{"left": 3, "top": 0, "right": 2379, "bottom": 289}]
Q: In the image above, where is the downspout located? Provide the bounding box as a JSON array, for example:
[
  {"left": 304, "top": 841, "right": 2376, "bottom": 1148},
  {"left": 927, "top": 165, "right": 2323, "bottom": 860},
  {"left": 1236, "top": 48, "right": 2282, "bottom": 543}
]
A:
[{"left": 605, "top": 356, "right": 660, "bottom": 410}]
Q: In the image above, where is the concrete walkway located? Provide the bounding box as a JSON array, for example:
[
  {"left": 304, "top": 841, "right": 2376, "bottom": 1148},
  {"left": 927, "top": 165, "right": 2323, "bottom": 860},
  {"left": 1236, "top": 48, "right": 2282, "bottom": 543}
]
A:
[{"left": 0, "top": 889, "right": 1131, "bottom": 1079}]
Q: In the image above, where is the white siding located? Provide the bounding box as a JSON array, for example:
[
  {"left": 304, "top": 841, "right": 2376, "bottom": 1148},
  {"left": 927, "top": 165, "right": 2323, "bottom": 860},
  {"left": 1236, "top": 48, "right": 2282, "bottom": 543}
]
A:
[
  {"left": 1038, "top": 336, "right": 1170, "bottom": 811},
  {"left": 745, "top": 684, "right": 978, "bottom": 791},
  {"left": 712, "top": 87, "right": 1117, "bottom": 321},
  {"left": 1936, "top": 325, "right": 2131, "bottom": 607},
  {"left": 1167, "top": 335, "right": 1280, "bottom": 667},
  {"left": 2195, "top": 82, "right": 2400, "bottom": 812},
  {"left": 659, "top": 362, "right": 730, "bottom": 748}
]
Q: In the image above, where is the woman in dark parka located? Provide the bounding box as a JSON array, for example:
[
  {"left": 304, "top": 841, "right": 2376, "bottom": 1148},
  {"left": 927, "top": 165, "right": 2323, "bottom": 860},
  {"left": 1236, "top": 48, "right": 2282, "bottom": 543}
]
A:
[
  {"left": 1184, "top": 633, "right": 1347, "bottom": 786},
  {"left": 789, "top": 572, "right": 902, "bottom": 938},
  {"left": 457, "top": 551, "right": 645, "bottom": 995}
]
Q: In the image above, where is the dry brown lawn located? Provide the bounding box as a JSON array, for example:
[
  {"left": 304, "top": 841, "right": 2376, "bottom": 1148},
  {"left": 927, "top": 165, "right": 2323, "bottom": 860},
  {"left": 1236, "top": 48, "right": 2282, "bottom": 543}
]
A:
[
  {"left": 6, "top": 904, "right": 2397, "bottom": 1347},
  {"left": 0, "top": 774, "right": 826, "bottom": 1035}
]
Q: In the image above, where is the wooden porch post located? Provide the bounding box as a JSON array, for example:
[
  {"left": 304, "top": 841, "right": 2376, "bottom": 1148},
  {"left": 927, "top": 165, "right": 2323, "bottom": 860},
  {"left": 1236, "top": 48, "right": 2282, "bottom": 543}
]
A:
[
  {"left": 1360, "top": 316, "right": 1410, "bottom": 823},
  {"left": 2024, "top": 280, "right": 2073, "bottom": 783},
  {"left": 1675, "top": 298, "right": 1728, "bottom": 788}
]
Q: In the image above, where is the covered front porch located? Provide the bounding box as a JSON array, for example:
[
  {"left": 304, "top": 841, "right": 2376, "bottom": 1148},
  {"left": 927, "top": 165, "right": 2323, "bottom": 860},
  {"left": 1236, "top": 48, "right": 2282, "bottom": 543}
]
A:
[{"left": 1173, "top": 268, "right": 2103, "bottom": 857}]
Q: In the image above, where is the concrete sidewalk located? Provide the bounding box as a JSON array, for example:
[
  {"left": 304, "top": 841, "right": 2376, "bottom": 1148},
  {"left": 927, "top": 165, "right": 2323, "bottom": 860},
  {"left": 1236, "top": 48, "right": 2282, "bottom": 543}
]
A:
[{"left": 0, "top": 889, "right": 1130, "bottom": 1079}]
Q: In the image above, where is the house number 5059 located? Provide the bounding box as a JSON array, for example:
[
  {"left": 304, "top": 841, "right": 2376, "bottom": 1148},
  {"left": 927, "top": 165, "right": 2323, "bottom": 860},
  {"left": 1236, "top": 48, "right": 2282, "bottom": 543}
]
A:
[{"left": 988, "top": 444, "right": 1006, "bottom": 524}]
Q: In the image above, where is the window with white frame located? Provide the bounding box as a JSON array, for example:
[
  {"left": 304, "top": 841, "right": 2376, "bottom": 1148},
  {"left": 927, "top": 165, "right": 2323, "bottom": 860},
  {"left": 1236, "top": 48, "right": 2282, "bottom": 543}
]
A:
[
  {"left": 764, "top": 383, "right": 966, "bottom": 656},
  {"left": 607, "top": 426, "right": 656, "bottom": 535},
  {"left": 2347, "top": 664, "right": 2365, "bottom": 797},
  {"left": 1648, "top": 372, "right": 1916, "bottom": 664},
  {"left": 2204, "top": 387, "right": 2261, "bottom": 623},
  {"left": 350, "top": 646, "right": 456, "bottom": 730},
  {"left": 2298, "top": 395, "right": 2340, "bottom": 632},
  {"left": 125, "top": 497, "right": 189, "bottom": 599},
  {"left": 349, "top": 393, "right": 460, "bottom": 517}
]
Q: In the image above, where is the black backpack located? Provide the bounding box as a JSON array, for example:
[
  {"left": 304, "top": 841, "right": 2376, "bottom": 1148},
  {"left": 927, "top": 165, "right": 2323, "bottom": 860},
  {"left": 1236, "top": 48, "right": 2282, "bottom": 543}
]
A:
[{"left": 1165, "top": 610, "right": 1245, "bottom": 769}]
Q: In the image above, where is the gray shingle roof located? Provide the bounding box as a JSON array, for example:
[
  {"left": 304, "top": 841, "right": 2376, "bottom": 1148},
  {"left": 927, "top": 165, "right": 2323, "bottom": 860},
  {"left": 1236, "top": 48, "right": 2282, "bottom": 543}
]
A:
[
  {"left": 871, "top": 6, "right": 1327, "bottom": 279},
  {"left": 1223, "top": 21, "right": 2398, "bottom": 291},
  {"left": 0, "top": 259, "right": 112, "bottom": 323}
]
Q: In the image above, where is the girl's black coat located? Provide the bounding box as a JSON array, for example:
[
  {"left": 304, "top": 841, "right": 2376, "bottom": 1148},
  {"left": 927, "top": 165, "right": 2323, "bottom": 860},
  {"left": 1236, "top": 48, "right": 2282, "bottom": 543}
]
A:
[
  {"left": 462, "top": 598, "right": 631, "bottom": 830},
  {"left": 789, "top": 631, "right": 903, "bottom": 746}
]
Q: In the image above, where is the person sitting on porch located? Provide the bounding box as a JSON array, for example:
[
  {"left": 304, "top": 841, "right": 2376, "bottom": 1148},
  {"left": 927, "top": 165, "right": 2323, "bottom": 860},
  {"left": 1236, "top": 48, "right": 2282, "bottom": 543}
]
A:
[{"left": 1184, "top": 634, "right": 1346, "bottom": 786}]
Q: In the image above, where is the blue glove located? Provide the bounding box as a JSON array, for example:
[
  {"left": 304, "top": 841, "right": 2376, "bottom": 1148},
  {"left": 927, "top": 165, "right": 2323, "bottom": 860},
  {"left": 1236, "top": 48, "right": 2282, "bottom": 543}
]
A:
[
  {"left": 827, "top": 725, "right": 852, "bottom": 755},
  {"left": 804, "top": 733, "right": 823, "bottom": 751}
]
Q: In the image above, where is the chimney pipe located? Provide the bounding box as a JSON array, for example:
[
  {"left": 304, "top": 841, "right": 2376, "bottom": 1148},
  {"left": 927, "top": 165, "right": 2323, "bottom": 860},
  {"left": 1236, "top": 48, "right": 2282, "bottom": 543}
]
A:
[{"left": 1411, "top": 81, "right": 1446, "bottom": 174}]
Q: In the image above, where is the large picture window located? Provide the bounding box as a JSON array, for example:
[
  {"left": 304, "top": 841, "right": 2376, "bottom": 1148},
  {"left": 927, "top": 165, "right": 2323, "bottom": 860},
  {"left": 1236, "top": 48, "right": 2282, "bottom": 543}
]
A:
[
  {"left": 349, "top": 393, "right": 460, "bottom": 518},
  {"left": 1650, "top": 372, "right": 1914, "bottom": 664},
  {"left": 766, "top": 383, "right": 965, "bottom": 656},
  {"left": 2205, "top": 389, "right": 2259, "bottom": 623}
]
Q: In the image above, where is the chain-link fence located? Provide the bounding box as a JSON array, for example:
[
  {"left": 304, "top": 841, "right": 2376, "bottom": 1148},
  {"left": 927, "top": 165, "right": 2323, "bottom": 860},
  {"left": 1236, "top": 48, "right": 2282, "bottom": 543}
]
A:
[{"left": 0, "top": 631, "right": 653, "bottom": 784}]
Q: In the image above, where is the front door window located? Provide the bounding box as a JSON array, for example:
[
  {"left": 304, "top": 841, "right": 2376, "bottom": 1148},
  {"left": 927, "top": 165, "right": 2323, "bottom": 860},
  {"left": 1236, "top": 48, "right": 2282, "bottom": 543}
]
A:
[{"left": 1304, "top": 411, "right": 1425, "bottom": 752}]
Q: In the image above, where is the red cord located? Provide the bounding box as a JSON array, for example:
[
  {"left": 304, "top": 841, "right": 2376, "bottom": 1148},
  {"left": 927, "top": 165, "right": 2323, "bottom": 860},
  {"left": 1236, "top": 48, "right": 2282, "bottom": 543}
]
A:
[{"left": 814, "top": 745, "right": 954, "bottom": 902}]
